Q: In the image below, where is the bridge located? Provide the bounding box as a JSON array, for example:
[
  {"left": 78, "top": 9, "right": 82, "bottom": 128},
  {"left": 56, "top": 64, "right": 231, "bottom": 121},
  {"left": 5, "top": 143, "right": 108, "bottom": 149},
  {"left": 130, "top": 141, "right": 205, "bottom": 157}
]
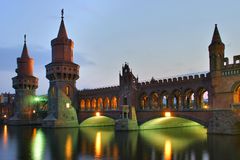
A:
[{"left": 76, "top": 108, "right": 240, "bottom": 134}]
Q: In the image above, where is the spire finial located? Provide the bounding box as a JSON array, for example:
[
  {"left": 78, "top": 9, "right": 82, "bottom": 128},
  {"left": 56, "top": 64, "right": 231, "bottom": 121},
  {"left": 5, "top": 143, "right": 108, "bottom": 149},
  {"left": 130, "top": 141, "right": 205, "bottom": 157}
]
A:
[
  {"left": 61, "top": 9, "right": 64, "bottom": 20},
  {"left": 24, "top": 34, "right": 26, "bottom": 44}
]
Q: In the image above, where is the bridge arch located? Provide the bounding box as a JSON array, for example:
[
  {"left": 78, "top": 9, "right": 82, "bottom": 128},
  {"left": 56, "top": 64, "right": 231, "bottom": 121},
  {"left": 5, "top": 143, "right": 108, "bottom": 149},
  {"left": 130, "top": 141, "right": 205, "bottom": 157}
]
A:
[
  {"left": 139, "top": 115, "right": 206, "bottom": 130},
  {"left": 80, "top": 115, "right": 115, "bottom": 127}
]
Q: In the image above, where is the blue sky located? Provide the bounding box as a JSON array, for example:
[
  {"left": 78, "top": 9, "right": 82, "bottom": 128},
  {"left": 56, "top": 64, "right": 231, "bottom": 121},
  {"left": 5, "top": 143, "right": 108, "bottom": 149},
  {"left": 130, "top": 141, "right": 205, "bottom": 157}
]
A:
[{"left": 1, "top": 0, "right": 240, "bottom": 94}]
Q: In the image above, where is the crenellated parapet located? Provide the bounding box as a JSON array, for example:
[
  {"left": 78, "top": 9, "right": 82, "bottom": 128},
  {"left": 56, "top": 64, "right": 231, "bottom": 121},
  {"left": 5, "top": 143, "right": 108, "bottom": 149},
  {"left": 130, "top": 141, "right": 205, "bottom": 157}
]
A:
[
  {"left": 222, "top": 55, "right": 240, "bottom": 77},
  {"left": 138, "top": 73, "right": 210, "bottom": 88}
]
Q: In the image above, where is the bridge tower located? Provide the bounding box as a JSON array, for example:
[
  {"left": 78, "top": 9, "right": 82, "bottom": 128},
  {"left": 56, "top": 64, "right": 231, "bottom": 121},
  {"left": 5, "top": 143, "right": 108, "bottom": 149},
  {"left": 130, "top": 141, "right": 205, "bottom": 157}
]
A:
[
  {"left": 209, "top": 24, "right": 225, "bottom": 76},
  {"left": 43, "top": 10, "right": 80, "bottom": 127},
  {"left": 10, "top": 35, "right": 38, "bottom": 124}
]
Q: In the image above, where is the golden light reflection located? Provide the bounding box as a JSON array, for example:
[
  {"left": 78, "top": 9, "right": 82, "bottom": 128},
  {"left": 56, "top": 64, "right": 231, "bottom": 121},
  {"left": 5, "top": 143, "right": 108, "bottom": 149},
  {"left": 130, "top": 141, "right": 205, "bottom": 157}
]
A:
[
  {"left": 65, "top": 135, "right": 73, "bottom": 160},
  {"left": 31, "top": 129, "right": 45, "bottom": 160},
  {"left": 164, "top": 140, "right": 172, "bottom": 160},
  {"left": 32, "top": 128, "right": 37, "bottom": 139},
  {"left": 3, "top": 125, "right": 8, "bottom": 147},
  {"left": 95, "top": 132, "right": 102, "bottom": 158}
]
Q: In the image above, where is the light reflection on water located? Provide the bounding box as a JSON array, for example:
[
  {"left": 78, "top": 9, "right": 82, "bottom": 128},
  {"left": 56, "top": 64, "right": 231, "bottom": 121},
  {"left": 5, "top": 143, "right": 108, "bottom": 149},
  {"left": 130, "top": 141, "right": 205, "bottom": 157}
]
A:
[{"left": 0, "top": 125, "right": 240, "bottom": 160}]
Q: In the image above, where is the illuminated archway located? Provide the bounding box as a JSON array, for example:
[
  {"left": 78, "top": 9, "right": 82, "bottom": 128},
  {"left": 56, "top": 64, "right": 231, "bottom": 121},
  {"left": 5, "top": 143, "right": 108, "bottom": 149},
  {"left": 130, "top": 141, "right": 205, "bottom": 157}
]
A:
[
  {"left": 150, "top": 92, "right": 159, "bottom": 110},
  {"left": 184, "top": 89, "right": 195, "bottom": 109},
  {"left": 92, "top": 98, "right": 97, "bottom": 110},
  {"left": 139, "top": 93, "right": 148, "bottom": 110},
  {"left": 172, "top": 90, "right": 181, "bottom": 110},
  {"left": 86, "top": 99, "right": 91, "bottom": 110},
  {"left": 111, "top": 97, "right": 117, "bottom": 110},
  {"left": 197, "top": 88, "right": 208, "bottom": 109},
  {"left": 80, "top": 99, "right": 85, "bottom": 110},
  {"left": 233, "top": 84, "right": 240, "bottom": 104},
  {"left": 103, "top": 97, "right": 110, "bottom": 110},
  {"left": 97, "top": 98, "right": 103, "bottom": 110},
  {"left": 160, "top": 91, "right": 168, "bottom": 109}
]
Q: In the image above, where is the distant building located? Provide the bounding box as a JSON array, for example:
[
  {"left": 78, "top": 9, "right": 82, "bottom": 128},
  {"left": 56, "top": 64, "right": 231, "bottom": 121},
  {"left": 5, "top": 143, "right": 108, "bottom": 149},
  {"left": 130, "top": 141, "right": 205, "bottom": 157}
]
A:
[{"left": 0, "top": 93, "right": 14, "bottom": 120}]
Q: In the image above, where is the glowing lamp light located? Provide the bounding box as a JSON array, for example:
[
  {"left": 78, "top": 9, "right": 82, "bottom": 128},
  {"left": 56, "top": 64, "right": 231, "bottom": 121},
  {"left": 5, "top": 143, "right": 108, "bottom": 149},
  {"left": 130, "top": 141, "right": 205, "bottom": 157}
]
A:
[
  {"left": 66, "top": 103, "right": 70, "bottom": 109},
  {"left": 165, "top": 112, "right": 171, "bottom": 117},
  {"left": 33, "top": 110, "right": 36, "bottom": 114},
  {"left": 3, "top": 115, "right": 7, "bottom": 118},
  {"left": 203, "top": 105, "right": 208, "bottom": 109},
  {"left": 96, "top": 112, "right": 100, "bottom": 117}
]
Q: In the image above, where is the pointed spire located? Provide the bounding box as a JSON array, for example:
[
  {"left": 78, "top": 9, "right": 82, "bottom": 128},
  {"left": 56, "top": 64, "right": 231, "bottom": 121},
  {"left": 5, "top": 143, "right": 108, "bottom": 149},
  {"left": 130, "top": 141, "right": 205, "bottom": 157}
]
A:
[
  {"left": 21, "top": 34, "right": 30, "bottom": 58},
  {"left": 211, "top": 24, "right": 223, "bottom": 44},
  {"left": 57, "top": 9, "right": 68, "bottom": 38}
]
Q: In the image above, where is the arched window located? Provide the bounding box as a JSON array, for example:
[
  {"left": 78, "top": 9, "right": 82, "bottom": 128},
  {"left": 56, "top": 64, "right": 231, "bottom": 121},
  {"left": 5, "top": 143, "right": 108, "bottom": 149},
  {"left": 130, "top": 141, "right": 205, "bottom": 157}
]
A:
[
  {"left": 150, "top": 92, "right": 158, "bottom": 109},
  {"left": 104, "top": 97, "right": 110, "bottom": 110},
  {"left": 140, "top": 93, "right": 148, "bottom": 110},
  {"left": 80, "top": 100, "right": 85, "bottom": 110},
  {"left": 111, "top": 97, "right": 117, "bottom": 110},
  {"left": 86, "top": 99, "right": 91, "bottom": 110},
  {"left": 92, "top": 98, "right": 97, "bottom": 110},
  {"left": 97, "top": 98, "right": 103, "bottom": 110}
]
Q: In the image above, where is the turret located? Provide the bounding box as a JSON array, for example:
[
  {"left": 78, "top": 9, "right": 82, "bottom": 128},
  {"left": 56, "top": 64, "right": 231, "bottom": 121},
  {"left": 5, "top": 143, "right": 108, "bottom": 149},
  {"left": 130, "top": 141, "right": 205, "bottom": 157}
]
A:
[
  {"left": 209, "top": 24, "right": 225, "bottom": 73},
  {"left": 10, "top": 35, "right": 38, "bottom": 123},
  {"left": 43, "top": 9, "right": 79, "bottom": 127}
]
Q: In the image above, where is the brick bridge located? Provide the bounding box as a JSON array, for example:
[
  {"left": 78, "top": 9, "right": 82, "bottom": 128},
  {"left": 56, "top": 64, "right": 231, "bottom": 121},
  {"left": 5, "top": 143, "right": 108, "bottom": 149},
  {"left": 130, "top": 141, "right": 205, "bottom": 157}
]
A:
[{"left": 77, "top": 108, "right": 240, "bottom": 134}]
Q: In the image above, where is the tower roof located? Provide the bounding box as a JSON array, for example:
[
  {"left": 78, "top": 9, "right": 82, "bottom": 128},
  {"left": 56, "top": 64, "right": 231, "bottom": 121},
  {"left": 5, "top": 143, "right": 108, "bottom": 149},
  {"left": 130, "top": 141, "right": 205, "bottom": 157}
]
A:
[
  {"left": 211, "top": 24, "right": 223, "bottom": 44},
  {"left": 57, "top": 9, "right": 68, "bottom": 39},
  {"left": 21, "top": 34, "right": 30, "bottom": 58}
]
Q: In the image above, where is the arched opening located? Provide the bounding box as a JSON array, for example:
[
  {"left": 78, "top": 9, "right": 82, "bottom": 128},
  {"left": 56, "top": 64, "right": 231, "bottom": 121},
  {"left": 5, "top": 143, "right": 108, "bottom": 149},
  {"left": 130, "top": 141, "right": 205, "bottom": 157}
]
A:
[
  {"left": 233, "top": 84, "right": 240, "bottom": 104},
  {"left": 160, "top": 91, "right": 168, "bottom": 109},
  {"left": 86, "top": 99, "right": 91, "bottom": 110},
  {"left": 97, "top": 98, "right": 103, "bottom": 110},
  {"left": 197, "top": 88, "right": 209, "bottom": 109},
  {"left": 150, "top": 92, "right": 159, "bottom": 110},
  {"left": 111, "top": 97, "right": 117, "bottom": 110},
  {"left": 172, "top": 90, "right": 181, "bottom": 110},
  {"left": 139, "top": 117, "right": 204, "bottom": 130},
  {"left": 80, "top": 116, "right": 115, "bottom": 127},
  {"left": 184, "top": 89, "right": 195, "bottom": 109},
  {"left": 139, "top": 93, "right": 148, "bottom": 110},
  {"left": 92, "top": 98, "right": 97, "bottom": 110},
  {"left": 80, "top": 99, "right": 85, "bottom": 110},
  {"left": 103, "top": 97, "right": 110, "bottom": 110}
]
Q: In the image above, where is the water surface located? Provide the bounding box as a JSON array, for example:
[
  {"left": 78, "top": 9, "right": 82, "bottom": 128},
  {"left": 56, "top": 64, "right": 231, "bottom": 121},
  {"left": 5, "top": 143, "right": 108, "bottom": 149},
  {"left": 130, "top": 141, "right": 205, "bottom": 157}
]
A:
[{"left": 0, "top": 125, "right": 239, "bottom": 160}]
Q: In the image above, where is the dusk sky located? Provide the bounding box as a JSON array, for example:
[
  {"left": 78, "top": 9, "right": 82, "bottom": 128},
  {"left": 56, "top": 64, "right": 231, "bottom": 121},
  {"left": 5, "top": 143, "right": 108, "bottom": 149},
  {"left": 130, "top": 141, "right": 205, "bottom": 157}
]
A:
[{"left": 1, "top": 0, "right": 240, "bottom": 94}]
